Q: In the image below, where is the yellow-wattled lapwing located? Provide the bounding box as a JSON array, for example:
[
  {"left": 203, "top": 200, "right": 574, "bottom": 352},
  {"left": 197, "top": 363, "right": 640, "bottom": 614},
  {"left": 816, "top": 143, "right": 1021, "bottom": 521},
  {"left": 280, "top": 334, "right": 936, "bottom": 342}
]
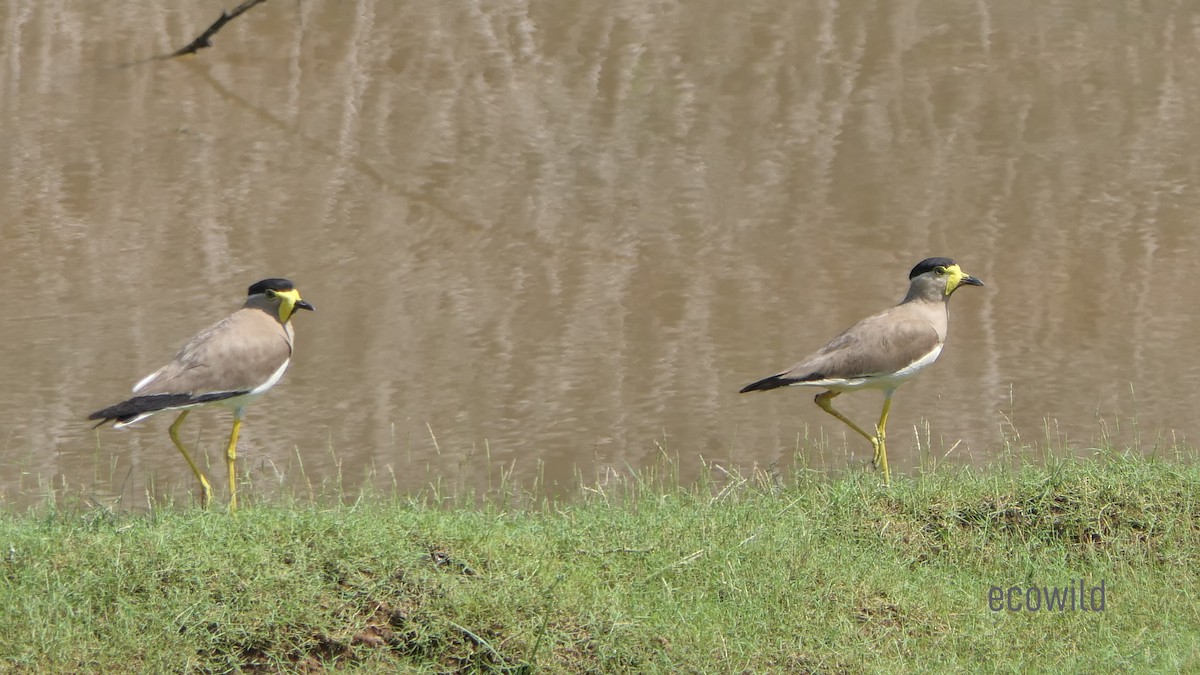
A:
[
  {"left": 89, "top": 278, "right": 314, "bottom": 511},
  {"left": 740, "top": 258, "right": 983, "bottom": 485}
]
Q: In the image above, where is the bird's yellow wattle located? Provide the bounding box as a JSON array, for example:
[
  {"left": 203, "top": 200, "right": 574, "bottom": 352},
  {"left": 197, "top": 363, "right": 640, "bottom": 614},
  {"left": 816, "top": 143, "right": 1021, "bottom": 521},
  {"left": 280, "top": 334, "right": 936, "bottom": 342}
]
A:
[
  {"left": 943, "top": 264, "right": 966, "bottom": 296},
  {"left": 276, "top": 289, "right": 303, "bottom": 322}
]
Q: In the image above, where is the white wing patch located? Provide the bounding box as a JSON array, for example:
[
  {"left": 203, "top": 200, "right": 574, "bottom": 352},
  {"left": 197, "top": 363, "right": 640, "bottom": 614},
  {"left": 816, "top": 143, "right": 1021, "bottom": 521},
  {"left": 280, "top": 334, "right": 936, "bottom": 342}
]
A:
[{"left": 131, "top": 370, "right": 161, "bottom": 393}]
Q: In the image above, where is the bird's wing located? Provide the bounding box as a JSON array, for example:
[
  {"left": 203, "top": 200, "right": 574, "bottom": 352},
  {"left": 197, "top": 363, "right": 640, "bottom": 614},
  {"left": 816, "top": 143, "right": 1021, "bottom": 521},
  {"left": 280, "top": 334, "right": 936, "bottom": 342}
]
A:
[
  {"left": 776, "top": 310, "right": 941, "bottom": 383},
  {"left": 133, "top": 309, "right": 292, "bottom": 397}
]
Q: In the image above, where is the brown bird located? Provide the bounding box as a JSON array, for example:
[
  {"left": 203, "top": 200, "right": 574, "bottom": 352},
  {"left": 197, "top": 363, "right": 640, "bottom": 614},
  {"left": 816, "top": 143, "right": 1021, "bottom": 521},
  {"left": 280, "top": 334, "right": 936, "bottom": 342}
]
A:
[
  {"left": 89, "top": 278, "right": 314, "bottom": 510},
  {"left": 740, "top": 258, "right": 983, "bottom": 485}
]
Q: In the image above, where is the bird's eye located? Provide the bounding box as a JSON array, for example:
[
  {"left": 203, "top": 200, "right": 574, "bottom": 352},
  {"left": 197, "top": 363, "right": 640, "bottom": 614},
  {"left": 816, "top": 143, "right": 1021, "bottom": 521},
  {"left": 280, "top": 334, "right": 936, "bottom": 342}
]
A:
[
  {"left": 934, "top": 267, "right": 946, "bottom": 276},
  {"left": 265, "top": 289, "right": 277, "bottom": 299}
]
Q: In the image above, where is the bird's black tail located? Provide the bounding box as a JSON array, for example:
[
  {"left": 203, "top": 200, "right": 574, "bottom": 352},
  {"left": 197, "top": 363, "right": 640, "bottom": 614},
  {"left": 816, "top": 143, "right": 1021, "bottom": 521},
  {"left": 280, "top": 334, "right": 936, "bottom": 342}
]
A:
[
  {"left": 739, "top": 374, "right": 792, "bottom": 393},
  {"left": 88, "top": 391, "right": 244, "bottom": 425}
]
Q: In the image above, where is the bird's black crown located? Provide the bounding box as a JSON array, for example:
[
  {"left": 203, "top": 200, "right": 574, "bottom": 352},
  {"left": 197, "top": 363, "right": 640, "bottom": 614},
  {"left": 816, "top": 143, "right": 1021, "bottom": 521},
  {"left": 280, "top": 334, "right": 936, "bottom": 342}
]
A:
[
  {"left": 247, "top": 278, "right": 297, "bottom": 296},
  {"left": 909, "top": 258, "right": 957, "bottom": 280}
]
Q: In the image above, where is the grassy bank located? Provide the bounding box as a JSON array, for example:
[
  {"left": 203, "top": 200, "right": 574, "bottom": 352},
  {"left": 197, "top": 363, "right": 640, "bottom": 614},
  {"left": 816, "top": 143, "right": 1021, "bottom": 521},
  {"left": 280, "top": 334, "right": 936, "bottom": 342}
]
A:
[{"left": 1, "top": 454, "right": 1198, "bottom": 673}]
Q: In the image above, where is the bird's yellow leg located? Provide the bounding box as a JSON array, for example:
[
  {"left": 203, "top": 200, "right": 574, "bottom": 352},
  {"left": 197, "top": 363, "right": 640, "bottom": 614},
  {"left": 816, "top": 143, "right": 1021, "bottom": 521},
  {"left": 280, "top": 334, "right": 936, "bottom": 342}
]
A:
[
  {"left": 814, "top": 390, "right": 876, "bottom": 443},
  {"left": 168, "top": 410, "right": 213, "bottom": 507},
  {"left": 874, "top": 391, "right": 894, "bottom": 486},
  {"left": 225, "top": 415, "right": 243, "bottom": 513}
]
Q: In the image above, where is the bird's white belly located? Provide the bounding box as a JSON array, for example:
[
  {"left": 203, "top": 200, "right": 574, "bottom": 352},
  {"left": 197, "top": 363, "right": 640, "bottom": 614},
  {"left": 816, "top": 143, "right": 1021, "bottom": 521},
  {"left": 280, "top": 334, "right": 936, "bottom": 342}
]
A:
[
  {"left": 251, "top": 358, "right": 291, "bottom": 395},
  {"left": 218, "top": 358, "right": 291, "bottom": 415}
]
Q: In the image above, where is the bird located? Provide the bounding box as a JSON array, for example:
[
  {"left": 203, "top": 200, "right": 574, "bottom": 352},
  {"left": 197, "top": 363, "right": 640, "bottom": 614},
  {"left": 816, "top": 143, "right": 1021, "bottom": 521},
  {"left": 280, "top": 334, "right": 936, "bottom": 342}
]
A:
[
  {"left": 739, "top": 257, "right": 983, "bottom": 485},
  {"left": 89, "top": 278, "right": 314, "bottom": 511}
]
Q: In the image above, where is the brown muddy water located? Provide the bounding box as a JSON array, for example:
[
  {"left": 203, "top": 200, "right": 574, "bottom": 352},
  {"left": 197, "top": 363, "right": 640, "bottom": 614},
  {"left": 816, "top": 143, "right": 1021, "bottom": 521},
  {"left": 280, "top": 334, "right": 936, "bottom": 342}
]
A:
[{"left": 2, "top": 0, "right": 1200, "bottom": 508}]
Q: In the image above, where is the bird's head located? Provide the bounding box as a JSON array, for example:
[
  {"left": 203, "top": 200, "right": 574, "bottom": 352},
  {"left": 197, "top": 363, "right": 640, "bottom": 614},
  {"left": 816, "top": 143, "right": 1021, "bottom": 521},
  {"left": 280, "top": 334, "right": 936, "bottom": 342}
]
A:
[
  {"left": 906, "top": 258, "right": 984, "bottom": 300},
  {"left": 247, "top": 278, "right": 315, "bottom": 323}
]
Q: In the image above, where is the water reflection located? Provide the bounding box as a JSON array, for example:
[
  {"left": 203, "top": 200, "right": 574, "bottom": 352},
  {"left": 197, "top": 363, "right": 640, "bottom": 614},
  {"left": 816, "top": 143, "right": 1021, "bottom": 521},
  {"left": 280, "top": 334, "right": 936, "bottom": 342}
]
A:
[{"left": 1, "top": 0, "right": 1199, "bottom": 507}]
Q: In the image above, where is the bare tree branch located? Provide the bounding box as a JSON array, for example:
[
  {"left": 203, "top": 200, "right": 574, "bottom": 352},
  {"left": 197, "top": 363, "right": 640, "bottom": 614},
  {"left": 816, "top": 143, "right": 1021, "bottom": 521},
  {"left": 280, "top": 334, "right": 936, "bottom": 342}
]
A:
[{"left": 162, "top": 0, "right": 270, "bottom": 59}]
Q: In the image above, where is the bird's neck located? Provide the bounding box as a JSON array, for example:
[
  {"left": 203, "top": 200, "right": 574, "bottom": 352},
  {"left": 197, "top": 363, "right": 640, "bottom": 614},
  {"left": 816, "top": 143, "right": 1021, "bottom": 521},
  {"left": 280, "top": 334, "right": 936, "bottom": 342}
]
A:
[{"left": 901, "top": 288, "right": 950, "bottom": 305}]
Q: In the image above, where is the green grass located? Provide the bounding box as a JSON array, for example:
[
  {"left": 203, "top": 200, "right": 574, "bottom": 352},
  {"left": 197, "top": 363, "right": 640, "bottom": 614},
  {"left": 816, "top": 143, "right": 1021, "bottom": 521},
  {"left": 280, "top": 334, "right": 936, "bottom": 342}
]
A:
[{"left": 1, "top": 452, "right": 1197, "bottom": 673}]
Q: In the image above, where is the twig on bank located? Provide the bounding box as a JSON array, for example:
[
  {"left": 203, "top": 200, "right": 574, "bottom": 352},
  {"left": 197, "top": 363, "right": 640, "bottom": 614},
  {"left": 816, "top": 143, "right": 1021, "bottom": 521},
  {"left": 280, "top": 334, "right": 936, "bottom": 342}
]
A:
[
  {"left": 165, "top": 0, "right": 270, "bottom": 58},
  {"left": 120, "top": 0, "right": 270, "bottom": 66},
  {"left": 118, "top": 0, "right": 272, "bottom": 67}
]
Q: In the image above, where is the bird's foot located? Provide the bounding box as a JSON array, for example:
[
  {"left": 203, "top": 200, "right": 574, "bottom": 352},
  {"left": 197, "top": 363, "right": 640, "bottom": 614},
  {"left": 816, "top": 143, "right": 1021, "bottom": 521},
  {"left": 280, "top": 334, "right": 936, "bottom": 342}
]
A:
[{"left": 870, "top": 436, "right": 892, "bottom": 486}]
